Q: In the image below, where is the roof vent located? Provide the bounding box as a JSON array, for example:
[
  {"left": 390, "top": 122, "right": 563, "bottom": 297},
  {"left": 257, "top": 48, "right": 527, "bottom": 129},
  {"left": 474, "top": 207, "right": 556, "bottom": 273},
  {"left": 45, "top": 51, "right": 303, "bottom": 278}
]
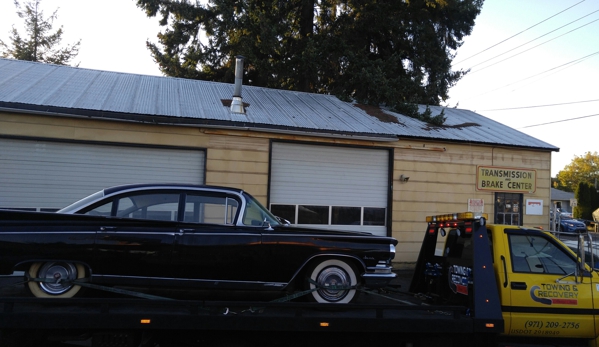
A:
[{"left": 230, "top": 56, "right": 245, "bottom": 114}]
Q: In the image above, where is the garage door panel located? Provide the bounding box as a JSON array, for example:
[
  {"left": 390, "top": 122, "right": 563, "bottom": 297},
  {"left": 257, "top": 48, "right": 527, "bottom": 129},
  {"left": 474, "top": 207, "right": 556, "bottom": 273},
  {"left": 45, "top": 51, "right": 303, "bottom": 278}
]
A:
[
  {"left": 0, "top": 138, "right": 205, "bottom": 210},
  {"left": 270, "top": 142, "right": 389, "bottom": 236}
]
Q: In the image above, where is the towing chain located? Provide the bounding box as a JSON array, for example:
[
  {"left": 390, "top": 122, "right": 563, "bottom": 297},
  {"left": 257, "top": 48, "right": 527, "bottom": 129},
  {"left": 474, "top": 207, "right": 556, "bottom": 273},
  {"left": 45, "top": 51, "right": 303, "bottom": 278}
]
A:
[
  {"left": 26, "top": 275, "right": 176, "bottom": 301},
  {"left": 26, "top": 275, "right": 230, "bottom": 314},
  {"left": 23, "top": 275, "right": 415, "bottom": 315}
]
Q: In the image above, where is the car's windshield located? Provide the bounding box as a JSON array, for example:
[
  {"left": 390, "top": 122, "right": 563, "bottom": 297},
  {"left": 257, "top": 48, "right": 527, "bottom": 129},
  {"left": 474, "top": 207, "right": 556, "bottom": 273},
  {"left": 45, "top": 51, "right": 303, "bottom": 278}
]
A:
[
  {"left": 242, "top": 192, "right": 280, "bottom": 227},
  {"left": 560, "top": 212, "right": 573, "bottom": 220}
]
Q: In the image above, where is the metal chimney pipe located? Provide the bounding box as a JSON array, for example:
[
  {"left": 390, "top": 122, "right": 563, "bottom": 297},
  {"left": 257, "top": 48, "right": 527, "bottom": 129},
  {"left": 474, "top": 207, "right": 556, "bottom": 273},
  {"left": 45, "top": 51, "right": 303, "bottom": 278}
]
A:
[{"left": 230, "top": 55, "right": 245, "bottom": 113}]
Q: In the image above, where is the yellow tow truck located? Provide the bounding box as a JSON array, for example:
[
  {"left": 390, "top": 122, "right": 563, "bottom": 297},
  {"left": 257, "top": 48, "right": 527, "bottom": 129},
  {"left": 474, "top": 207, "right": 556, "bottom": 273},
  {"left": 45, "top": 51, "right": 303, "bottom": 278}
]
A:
[{"left": 410, "top": 212, "right": 599, "bottom": 347}]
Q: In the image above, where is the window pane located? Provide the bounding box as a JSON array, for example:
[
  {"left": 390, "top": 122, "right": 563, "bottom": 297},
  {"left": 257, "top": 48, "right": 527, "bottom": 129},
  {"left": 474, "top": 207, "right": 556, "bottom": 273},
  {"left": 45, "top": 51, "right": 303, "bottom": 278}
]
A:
[
  {"left": 185, "top": 194, "right": 239, "bottom": 224},
  {"left": 242, "top": 194, "right": 279, "bottom": 226},
  {"left": 364, "top": 207, "right": 386, "bottom": 226},
  {"left": 512, "top": 213, "right": 520, "bottom": 226},
  {"left": 298, "top": 205, "right": 329, "bottom": 224},
  {"left": 84, "top": 201, "right": 113, "bottom": 216},
  {"left": 509, "top": 234, "right": 576, "bottom": 275},
  {"left": 116, "top": 194, "right": 180, "bottom": 221},
  {"left": 270, "top": 205, "right": 296, "bottom": 224},
  {"left": 332, "top": 206, "right": 361, "bottom": 225}
]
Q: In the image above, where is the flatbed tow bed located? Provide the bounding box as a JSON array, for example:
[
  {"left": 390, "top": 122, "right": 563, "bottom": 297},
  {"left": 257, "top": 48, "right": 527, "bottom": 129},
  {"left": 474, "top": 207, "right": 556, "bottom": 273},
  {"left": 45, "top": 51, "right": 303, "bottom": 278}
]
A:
[
  {"left": 0, "top": 297, "right": 471, "bottom": 333},
  {"left": 0, "top": 273, "right": 496, "bottom": 347}
]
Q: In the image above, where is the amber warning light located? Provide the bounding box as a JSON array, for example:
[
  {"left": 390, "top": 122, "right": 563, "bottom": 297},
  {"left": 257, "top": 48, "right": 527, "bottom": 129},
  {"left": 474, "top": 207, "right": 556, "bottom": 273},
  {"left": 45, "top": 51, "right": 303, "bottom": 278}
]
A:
[
  {"left": 140, "top": 319, "right": 151, "bottom": 324},
  {"left": 320, "top": 322, "right": 330, "bottom": 327},
  {"left": 426, "top": 212, "right": 488, "bottom": 223}
]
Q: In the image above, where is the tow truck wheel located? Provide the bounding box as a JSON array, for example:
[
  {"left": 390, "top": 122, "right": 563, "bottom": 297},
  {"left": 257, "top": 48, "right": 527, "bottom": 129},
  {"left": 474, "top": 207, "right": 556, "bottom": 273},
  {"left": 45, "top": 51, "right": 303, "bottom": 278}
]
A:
[
  {"left": 27, "top": 262, "right": 85, "bottom": 298},
  {"left": 305, "top": 258, "right": 359, "bottom": 304}
]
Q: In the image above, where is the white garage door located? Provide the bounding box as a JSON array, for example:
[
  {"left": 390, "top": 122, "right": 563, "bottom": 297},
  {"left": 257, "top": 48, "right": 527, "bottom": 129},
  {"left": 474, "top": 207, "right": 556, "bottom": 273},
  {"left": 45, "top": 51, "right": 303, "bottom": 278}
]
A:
[
  {"left": 0, "top": 138, "right": 205, "bottom": 210},
  {"left": 270, "top": 142, "right": 390, "bottom": 236}
]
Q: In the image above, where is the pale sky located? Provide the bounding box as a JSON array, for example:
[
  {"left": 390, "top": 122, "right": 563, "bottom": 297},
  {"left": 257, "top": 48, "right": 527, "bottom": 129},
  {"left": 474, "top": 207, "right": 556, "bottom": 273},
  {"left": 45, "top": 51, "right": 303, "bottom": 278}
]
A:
[{"left": 0, "top": 0, "right": 597, "bottom": 177}]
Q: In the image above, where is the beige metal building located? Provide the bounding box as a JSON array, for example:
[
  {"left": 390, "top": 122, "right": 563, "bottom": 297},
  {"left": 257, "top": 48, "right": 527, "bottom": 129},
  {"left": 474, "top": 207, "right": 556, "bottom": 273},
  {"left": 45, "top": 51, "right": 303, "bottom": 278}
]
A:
[{"left": 0, "top": 58, "right": 559, "bottom": 265}]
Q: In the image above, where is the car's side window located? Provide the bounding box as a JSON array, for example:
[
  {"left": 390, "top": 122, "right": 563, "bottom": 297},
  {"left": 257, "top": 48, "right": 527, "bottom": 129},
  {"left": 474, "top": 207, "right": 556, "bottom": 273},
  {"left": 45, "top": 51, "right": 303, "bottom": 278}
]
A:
[
  {"left": 83, "top": 201, "right": 113, "bottom": 216},
  {"left": 508, "top": 234, "right": 576, "bottom": 275},
  {"left": 184, "top": 194, "right": 239, "bottom": 224},
  {"left": 115, "top": 193, "right": 180, "bottom": 221}
]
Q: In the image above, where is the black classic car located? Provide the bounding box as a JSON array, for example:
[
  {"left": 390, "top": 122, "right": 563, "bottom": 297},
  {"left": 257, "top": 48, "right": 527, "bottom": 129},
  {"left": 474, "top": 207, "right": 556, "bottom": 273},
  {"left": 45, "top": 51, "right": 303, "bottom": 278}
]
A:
[{"left": 0, "top": 184, "right": 398, "bottom": 304}]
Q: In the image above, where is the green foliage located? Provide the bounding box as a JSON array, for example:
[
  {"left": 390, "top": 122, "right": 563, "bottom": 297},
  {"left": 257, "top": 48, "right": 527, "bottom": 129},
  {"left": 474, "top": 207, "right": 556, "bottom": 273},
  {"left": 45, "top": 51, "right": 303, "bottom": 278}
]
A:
[
  {"left": 0, "top": 0, "right": 80, "bottom": 65},
  {"left": 555, "top": 151, "right": 599, "bottom": 193},
  {"left": 574, "top": 182, "right": 599, "bottom": 221},
  {"left": 136, "top": 0, "right": 483, "bottom": 125}
]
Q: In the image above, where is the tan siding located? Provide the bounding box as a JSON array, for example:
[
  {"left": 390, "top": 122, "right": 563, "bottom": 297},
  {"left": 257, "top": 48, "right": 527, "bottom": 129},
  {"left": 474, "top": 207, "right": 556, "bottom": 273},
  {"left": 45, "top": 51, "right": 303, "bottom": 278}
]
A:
[
  {"left": 205, "top": 135, "right": 270, "bottom": 203},
  {"left": 390, "top": 141, "right": 552, "bottom": 263},
  {"left": 0, "top": 113, "right": 211, "bottom": 148}
]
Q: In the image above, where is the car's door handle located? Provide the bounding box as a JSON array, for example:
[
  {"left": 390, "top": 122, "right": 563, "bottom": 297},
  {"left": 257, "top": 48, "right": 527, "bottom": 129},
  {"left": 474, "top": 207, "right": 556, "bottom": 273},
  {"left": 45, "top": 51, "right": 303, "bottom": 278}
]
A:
[
  {"left": 511, "top": 282, "right": 527, "bottom": 290},
  {"left": 100, "top": 226, "right": 117, "bottom": 232},
  {"left": 179, "top": 229, "right": 194, "bottom": 233}
]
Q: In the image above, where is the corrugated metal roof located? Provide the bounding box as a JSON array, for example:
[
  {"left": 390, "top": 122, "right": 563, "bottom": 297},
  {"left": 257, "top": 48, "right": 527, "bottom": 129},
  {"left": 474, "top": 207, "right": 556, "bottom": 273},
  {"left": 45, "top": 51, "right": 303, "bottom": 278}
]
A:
[{"left": 0, "top": 58, "right": 558, "bottom": 151}]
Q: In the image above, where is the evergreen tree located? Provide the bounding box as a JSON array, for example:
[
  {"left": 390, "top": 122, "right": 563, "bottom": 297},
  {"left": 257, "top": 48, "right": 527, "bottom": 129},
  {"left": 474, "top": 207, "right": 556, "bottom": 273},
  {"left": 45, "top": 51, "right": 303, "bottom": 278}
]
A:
[
  {"left": 0, "top": 0, "right": 81, "bottom": 65},
  {"left": 136, "top": 0, "right": 483, "bottom": 125}
]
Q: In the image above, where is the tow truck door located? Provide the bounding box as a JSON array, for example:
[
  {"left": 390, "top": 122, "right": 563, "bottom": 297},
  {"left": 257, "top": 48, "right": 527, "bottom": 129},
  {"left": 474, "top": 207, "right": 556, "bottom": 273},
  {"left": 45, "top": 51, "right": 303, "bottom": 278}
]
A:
[{"left": 502, "top": 229, "right": 595, "bottom": 338}]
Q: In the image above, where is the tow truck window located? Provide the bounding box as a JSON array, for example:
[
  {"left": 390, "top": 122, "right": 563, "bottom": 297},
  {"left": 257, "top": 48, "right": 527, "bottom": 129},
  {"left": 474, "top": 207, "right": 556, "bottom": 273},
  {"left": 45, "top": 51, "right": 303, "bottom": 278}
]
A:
[
  {"left": 508, "top": 234, "right": 576, "bottom": 275},
  {"left": 444, "top": 228, "right": 493, "bottom": 261}
]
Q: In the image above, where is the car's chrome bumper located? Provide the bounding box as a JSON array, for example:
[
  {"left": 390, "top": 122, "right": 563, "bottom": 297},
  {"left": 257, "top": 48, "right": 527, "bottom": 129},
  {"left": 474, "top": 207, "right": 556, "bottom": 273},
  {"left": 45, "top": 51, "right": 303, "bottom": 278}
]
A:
[{"left": 361, "top": 264, "right": 396, "bottom": 288}]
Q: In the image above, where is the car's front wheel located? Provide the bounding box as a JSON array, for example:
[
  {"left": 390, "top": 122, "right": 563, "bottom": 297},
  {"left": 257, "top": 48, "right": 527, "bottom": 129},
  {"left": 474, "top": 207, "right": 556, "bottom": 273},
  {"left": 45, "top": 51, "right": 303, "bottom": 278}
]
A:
[
  {"left": 27, "top": 262, "right": 86, "bottom": 298},
  {"left": 305, "top": 258, "right": 359, "bottom": 304}
]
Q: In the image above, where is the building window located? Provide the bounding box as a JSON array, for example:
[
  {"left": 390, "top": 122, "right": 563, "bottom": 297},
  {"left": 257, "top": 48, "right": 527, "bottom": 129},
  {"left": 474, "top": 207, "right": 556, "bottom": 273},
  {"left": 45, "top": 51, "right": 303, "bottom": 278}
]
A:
[
  {"left": 332, "top": 206, "right": 361, "bottom": 225},
  {"left": 298, "top": 205, "right": 329, "bottom": 224},
  {"left": 270, "top": 205, "right": 296, "bottom": 224},
  {"left": 495, "top": 193, "right": 523, "bottom": 226},
  {"left": 270, "top": 204, "right": 386, "bottom": 227}
]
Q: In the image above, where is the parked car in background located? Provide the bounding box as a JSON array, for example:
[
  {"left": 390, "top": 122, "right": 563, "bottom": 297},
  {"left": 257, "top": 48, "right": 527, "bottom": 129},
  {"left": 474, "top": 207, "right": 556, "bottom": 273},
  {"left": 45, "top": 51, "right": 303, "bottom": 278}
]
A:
[
  {"left": 557, "top": 212, "right": 587, "bottom": 233},
  {"left": 0, "top": 184, "right": 398, "bottom": 304}
]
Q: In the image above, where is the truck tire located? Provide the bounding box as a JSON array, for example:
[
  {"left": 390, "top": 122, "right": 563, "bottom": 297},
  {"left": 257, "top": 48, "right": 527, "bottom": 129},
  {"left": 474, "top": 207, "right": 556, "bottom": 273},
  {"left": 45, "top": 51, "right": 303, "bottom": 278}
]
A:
[
  {"left": 305, "top": 258, "right": 359, "bottom": 304},
  {"left": 27, "top": 262, "right": 86, "bottom": 298}
]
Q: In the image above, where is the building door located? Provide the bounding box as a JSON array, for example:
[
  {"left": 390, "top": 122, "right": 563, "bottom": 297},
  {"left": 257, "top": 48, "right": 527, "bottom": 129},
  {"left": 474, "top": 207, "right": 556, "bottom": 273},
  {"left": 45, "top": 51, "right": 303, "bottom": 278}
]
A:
[{"left": 495, "top": 193, "right": 523, "bottom": 226}]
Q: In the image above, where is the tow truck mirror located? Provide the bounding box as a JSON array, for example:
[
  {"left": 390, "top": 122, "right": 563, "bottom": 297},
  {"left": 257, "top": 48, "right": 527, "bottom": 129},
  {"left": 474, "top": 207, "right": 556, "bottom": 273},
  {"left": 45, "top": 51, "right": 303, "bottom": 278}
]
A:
[{"left": 440, "top": 228, "right": 446, "bottom": 237}]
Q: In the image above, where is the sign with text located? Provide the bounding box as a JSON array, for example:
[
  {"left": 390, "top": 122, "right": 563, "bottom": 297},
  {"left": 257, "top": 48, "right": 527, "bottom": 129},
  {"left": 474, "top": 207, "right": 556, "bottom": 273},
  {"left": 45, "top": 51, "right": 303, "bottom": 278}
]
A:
[
  {"left": 468, "top": 199, "right": 484, "bottom": 213},
  {"left": 526, "top": 199, "right": 543, "bottom": 215},
  {"left": 476, "top": 166, "right": 536, "bottom": 193}
]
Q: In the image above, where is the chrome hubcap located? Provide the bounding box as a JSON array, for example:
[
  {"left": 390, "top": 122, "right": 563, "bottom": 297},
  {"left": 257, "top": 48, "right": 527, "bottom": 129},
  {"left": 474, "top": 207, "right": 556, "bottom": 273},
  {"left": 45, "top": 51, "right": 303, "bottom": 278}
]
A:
[
  {"left": 315, "top": 266, "right": 351, "bottom": 302},
  {"left": 38, "top": 262, "right": 77, "bottom": 295}
]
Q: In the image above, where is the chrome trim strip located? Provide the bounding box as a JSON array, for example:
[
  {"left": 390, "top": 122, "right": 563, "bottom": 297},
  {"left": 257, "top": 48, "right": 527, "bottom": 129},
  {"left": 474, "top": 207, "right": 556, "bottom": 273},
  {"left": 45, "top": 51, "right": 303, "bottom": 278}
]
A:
[
  {"left": 262, "top": 233, "right": 391, "bottom": 239},
  {"left": 362, "top": 273, "right": 397, "bottom": 278},
  {"left": 0, "top": 231, "right": 97, "bottom": 235}
]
